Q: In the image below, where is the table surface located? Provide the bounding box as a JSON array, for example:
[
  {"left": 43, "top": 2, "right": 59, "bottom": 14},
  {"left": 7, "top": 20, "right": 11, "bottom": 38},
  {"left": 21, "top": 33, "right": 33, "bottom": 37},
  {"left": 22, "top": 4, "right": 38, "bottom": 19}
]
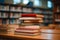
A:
[{"left": 0, "top": 29, "right": 60, "bottom": 40}]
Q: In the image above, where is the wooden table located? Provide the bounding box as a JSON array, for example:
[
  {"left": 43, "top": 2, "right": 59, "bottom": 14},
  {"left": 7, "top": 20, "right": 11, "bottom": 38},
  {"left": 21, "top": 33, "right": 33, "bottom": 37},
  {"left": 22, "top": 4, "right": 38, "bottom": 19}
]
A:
[{"left": 0, "top": 29, "right": 60, "bottom": 40}]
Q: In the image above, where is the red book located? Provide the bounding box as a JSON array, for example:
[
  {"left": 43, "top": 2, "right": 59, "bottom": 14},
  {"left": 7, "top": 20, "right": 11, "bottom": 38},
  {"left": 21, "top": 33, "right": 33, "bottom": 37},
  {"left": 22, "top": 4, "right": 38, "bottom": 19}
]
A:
[{"left": 21, "top": 14, "right": 36, "bottom": 17}]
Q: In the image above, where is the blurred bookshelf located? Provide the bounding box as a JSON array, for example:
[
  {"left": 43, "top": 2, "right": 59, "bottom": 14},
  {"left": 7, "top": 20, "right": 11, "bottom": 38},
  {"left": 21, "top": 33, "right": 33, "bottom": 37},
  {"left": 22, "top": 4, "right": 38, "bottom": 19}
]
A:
[
  {"left": 0, "top": 3, "right": 53, "bottom": 26},
  {"left": 53, "top": 0, "right": 60, "bottom": 24}
]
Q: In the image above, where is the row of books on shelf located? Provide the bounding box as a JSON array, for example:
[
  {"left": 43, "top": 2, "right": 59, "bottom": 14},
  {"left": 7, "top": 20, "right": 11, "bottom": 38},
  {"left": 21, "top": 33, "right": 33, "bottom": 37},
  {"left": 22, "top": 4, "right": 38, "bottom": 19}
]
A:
[
  {"left": 0, "top": 5, "right": 32, "bottom": 12},
  {"left": 0, "top": 19, "right": 20, "bottom": 24},
  {"left": 0, "top": 5, "right": 9, "bottom": 11},
  {"left": 0, "top": 12, "right": 8, "bottom": 18},
  {"left": 22, "top": 8, "right": 52, "bottom": 14},
  {"left": 44, "top": 20, "right": 52, "bottom": 23},
  {"left": 0, "top": 12, "right": 21, "bottom": 18},
  {"left": 0, "top": 5, "right": 22, "bottom": 11},
  {"left": 22, "top": 8, "right": 32, "bottom": 12},
  {"left": 10, "top": 6, "right": 22, "bottom": 12},
  {"left": 57, "top": 6, "right": 60, "bottom": 12},
  {"left": 0, "top": 12, "right": 52, "bottom": 19},
  {"left": 10, "top": 13, "right": 20, "bottom": 18},
  {"left": 44, "top": 15, "right": 53, "bottom": 18},
  {"left": 0, "top": 5, "right": 53, "bottom": 14},
  {"left": 55, "top": 14, "right": 60, "bottom": 19},
  {"left": 33, "top": 10, "right": 52, "bottom": 14}
]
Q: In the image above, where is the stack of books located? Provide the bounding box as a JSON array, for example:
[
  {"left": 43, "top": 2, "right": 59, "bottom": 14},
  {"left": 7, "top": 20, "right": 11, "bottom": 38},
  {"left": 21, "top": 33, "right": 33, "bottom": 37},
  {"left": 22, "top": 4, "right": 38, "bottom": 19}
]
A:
[
  {"left": 15, "top": 25, "right": 40, "bottom": 36},
  {"left": 20, "top": 14, "right": 44, "bottom": 25},
  {"left": 14, "top": 14, "right": 44, "bottom": 36}
]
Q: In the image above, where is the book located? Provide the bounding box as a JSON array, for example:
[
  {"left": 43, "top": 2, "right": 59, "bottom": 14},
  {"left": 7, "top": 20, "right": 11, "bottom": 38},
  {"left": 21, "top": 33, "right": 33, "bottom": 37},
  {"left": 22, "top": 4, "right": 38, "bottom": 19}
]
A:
[
  {"left": 10, "top": 13, "right": 13, "bottom": 18},
  {"left": 1, "top": 12, "right": 4, "bottom": 18},
  {"left": 5, "top": 6, "right": 9, "bottom": 11},
  {"left": 33, "top": 9, "right": 40, "bottom": 13},
  {"left": 0, "top": 5, "right": 5, "bottom": 10},
  {"left": 16, "top": 7, "right": 22, "bottom": 12},
  {"left": 16, "top": 19, "right": 20, "bottom": 24},
  {"left": 14, "top": 13, "right": 19, "bottom": 18},
  {"left": 27, "top": 8, "right": 32, "bottom": 12},
  {"left": 24, "top": 20, "right": 43, "bottom": 23},
  {"left": 23, "top": 8, "right": 28, "bottom": 12},
  {"left": 19, "top": 17, "right": 42, "bottom": 20},
  {"left": 21, "top": 14, "right": 36, "bottom": 17},
  {"left": 6, "top": 19, "right": 9, "bottom": 24},
  {"left": 10, "top": 7, "right": 15, "bottom": 11},
  {"left": 10, "top": 19, "right": 15, "bottom": 24}
]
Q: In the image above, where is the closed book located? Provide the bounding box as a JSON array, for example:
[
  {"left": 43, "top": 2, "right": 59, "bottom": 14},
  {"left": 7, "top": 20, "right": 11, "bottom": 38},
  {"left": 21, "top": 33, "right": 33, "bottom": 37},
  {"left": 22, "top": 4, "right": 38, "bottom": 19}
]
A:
[
  {"left": 15, "top": 31, "right": 39, "bottom": 34},
  {"left": 15, "top": 32, "right": 39, "bottom": 36},
  {"left": 15, "top": 30, "right": 39, "bottom": 33},
  {"left": 17, "top": 7, "right": 21, "bottom": 11},
  {"left": 6, "top": 6, "right": 9, "bottom": 11},
  {"left": 6, "top": 19, "right": 9, "bottom": 24},
  {"left": 36, "top": 15, "right": 44, "bottom": 18},
  {"left": 10, "top": 13, "right": 13, "bottom": 18},
  {"left": 10, "top": 7, "right": 15, "bottom": 11},
  {"left": 16, "top": 28, "right": 39, "bottom": 30},
  {"left": 24, "top": 20, "right": 43, "bottom": 22},
  {"left": 21, "top": 14, "right": 36, "bottom": 17},
  {"left": 19, "top": 17, "right": 42, "bottom": 20},
  {"left": 1, "top": 5, "right": 5, "bottom": 10},
  {"left": 27, "top": 8, "right": 32, "bottom": 12},
  {"left": 23, "top": 8, "right": 28, "bottom": 12},
  {"left": 17, "top": 25, "right": 40, "bottom": 29}
]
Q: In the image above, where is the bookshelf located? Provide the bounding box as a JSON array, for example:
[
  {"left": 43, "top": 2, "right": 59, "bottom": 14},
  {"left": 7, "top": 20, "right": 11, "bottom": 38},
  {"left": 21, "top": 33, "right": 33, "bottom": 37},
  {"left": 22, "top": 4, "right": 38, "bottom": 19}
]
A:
[
  {"left": 0, "top": 3, "right": 9, "bottom": 25},
  {"left": 53, "top": 0, "right": 60, "bottom": 24},
  {"left": 0, "top": 3, "right": 53, "bottom": 25}
]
